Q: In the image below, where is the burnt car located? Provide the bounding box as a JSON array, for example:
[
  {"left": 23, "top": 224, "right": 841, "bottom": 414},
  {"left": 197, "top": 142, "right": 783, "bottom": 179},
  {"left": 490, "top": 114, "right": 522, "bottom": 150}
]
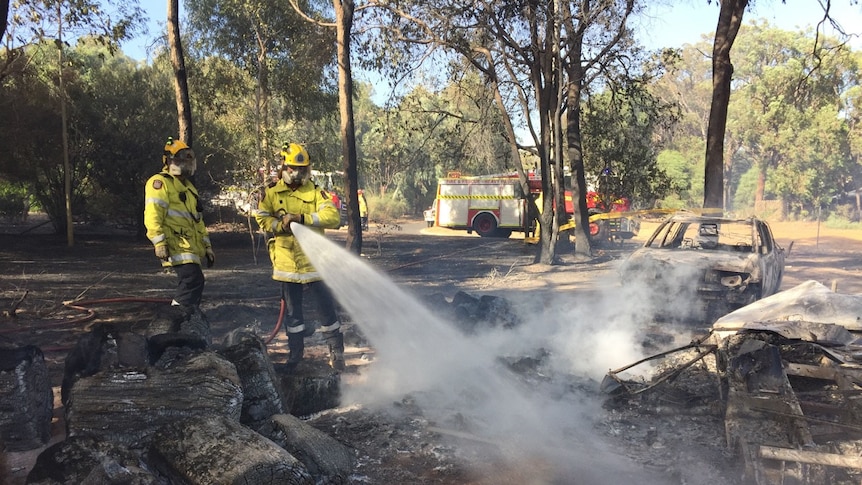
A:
[{"left": 619, "top": 212, "right": 785, "bottom": 321}]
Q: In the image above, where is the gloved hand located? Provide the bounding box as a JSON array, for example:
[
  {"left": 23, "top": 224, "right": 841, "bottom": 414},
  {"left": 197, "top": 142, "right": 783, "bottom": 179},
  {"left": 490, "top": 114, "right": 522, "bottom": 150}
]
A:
[
  {"left": 282, "top": 213, "right": 302, "bottom": 234},
  {"left": 154, "top": 245, "right": 169, "bottom": 261},
  {"left": 205, "top": 248, "right": 215, "bottom": 268},
  {"left": 283, "top": 213, "right": 302, "bottom": 225}
]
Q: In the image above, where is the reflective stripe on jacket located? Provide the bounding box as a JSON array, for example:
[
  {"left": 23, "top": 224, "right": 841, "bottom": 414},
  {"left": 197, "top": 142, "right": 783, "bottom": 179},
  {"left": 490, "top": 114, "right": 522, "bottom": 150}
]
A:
[
  {"left": 144, "top": 172, "right": 211, "bottom": 268},
  {"left": 256, "top": 180, "right": 340, "bottom": 283}
]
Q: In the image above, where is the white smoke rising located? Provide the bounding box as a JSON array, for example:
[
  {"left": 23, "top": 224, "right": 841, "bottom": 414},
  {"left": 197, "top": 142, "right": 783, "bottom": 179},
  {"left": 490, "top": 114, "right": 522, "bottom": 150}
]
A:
[{"left": 292, "top": 224, "right": 675, "bottom": 484}]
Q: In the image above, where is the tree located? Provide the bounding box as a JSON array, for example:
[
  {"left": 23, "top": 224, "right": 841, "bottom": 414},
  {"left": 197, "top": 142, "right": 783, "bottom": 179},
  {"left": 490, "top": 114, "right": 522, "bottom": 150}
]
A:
[
  {"left": 4, "top": 0, "right": 142, "bottom": 238},
  {"left": 561, "top": 0, "right": 638, "bottom": 258},
  {"left": 1, "top": 0, "right": 8, "bottom": 40},
  {"left": 168, "top": 0, "right": 192, "bottom": 143},
  {"left": 288, "top": 0, "right": 364, "bottom": 254},
  {"left": 581, "top": 86, "right": 674, "bottom": 209},
  {"left": 702, "top": 0, "right": 856, "bottom": 211},
  {"left": 187, "top": 0, "right": 336, "bottom": 180}
]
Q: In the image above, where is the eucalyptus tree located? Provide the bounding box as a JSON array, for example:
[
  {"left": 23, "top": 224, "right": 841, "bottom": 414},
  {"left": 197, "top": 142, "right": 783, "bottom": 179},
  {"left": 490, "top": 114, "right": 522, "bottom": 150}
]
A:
[
  {"left": 580, "top": 84, "right": 674, "bottom": 211},
  {"left": 71, "top": 44, "right": 177, "bottom": 231},
  {"left": 703, "top": 0, "right": 859, "bottom": 211},
  {"left": 286, "top": 0, "right": 364, "bottom": 253},
  {"left": 729, "top": 21, "right": 858, "bottom": 216},
  {"left": 3, "top": 0, "right": 142, "bottom": 239},
  {"left": 168, "top": 0, "right": 192, "bottom": 144},
  {"left": 0, "top": 41, "right": 171, "bottom": 233},
  {"left": 1, "top": 0, "right": 9, "bottom": 42},
  {"left": 186, "top": 0, "right": 336, "bottom": 177},
  {"left": 357, "top": 69, "right": 512, "bottom": 213}
]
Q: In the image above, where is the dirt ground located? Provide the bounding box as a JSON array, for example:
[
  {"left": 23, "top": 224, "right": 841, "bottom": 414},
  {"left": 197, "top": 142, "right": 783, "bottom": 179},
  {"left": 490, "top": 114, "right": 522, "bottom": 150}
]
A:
[{"left": 1, "top": 214, "right": 861, "bottom": 484}]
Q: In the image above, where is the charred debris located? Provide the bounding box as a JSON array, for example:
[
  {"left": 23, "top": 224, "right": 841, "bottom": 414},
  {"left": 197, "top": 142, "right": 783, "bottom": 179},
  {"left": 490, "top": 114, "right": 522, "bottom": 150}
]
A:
[{"left": 603, "top": 280, "right": 862, "bottom": 484}]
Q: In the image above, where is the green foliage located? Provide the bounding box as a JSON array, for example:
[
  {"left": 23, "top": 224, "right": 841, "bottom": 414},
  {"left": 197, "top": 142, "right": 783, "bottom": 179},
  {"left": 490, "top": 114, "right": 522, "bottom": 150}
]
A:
[
  {"left": 732, "top": 166, "right": 759, "bottom": 213},
  {"left": 0, "top": 180, "right": 31, "bottom": 221},
  {"left": 366, "top": 193, "right": 409, "bottom": 222},
  {"left": 185, "top": 0, "right": 338, "bottom": 148},
  {"left": 655, "top": 149, "right": 698, "bottom": 208},
  {"left": 828, "top": 203, "right": 861, "bottom": 224},
  {"left": 3, "top": 6, "right": 862, "bottom": 236},
  {"left": 655, "top": 20, "right": 861, "bottom": 217},
  {"left": 825, "top": 211, "right": 862, "bottom": 229},
  {"left": 582, "top": 87, "right": 675, "bottom": 208}
]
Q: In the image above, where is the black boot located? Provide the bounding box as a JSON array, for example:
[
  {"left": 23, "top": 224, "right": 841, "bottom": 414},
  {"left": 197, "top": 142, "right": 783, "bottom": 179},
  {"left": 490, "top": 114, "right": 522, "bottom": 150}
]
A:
[
  {"left": 287, "top": 334, "right": 305, "bottom": 367},
  {"left": 326, "top": 332, "right": 345, "bottom": 371}
]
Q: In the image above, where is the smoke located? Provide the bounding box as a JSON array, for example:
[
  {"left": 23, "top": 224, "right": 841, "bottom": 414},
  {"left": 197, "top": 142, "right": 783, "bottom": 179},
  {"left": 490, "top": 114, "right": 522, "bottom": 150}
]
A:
[{"left": 292, "top": 224, "right": 675, "bottom": 484}]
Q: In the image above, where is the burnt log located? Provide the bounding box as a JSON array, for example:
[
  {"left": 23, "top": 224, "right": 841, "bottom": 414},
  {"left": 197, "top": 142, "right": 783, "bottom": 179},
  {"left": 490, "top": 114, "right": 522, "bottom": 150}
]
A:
[
  {"left": 0, "top": 345, "right": 53, "bottom": 451},
  {"left": 25, "top": 435, "right": 158, "bottom": 485},
  {"left": 147, "top": 332, "right": 207, "bottom": 365},
  {"left": 218, "top": 329, "right": 286, "bottom": 432},
  {"left": 65, "top": 349, "right": 242, "bottom": 448},
  {"left": 148, "top": 414, "right": 313, "bottom": 485},
  {"left": 147, "top": 305, "right": 212, "bottom": 346},
  {"left": 179, "top": 307, "right": 212, "bottom": 346},
  {"left": 448, "top": 291, "right": 521, "bottom": 334},
  {"left": 61, "top": 325, "right": 151, "bottom": 405},
  {"left": 267, "top": 413, "right": 353, "bottom": 484},
  {"left": 277, "top": 360, "right": 341, "bottom": 416}
]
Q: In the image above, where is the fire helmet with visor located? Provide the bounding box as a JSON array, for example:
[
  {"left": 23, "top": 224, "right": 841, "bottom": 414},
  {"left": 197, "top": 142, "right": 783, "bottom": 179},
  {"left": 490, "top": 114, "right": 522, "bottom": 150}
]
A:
[
  {"left": 163, "top": 137, "right": 197, "bottom": 177},
  {"left": 279, "top": 142, "right": 311, "bottom": 185}
]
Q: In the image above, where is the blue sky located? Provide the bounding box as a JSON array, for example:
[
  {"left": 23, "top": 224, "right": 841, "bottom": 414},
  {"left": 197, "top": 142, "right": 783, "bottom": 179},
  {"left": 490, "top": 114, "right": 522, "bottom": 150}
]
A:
[{"left": 636, "top": 1, "right": 862, "bottom": 50}]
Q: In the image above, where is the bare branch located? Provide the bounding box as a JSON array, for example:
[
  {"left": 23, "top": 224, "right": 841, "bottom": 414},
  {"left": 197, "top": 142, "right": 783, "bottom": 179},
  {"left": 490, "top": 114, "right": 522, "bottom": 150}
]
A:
[{"left": 287, "top": 0, "right": 336, "bottom": 28}]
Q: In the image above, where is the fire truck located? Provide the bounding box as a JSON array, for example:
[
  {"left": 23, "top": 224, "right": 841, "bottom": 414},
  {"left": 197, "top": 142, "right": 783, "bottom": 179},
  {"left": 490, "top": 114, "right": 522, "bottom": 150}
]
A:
[
  {"left": 432, "top": 172, "right": 530, "bottom": 238},
  {"left": 563, "top": 191, "right": 640, "bottom": 245},
  {"left": 431, "top": 171, "right": 639, "bottom": 243}
]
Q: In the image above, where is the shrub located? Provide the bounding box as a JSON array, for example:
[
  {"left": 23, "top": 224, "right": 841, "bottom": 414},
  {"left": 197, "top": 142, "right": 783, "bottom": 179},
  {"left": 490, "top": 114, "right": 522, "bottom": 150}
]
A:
[
  {"left": 367, "top": 194, "right": 409, "bottom": 222},
  {"left": 0, "top": 182, "right": 30, "bottom": 222}
]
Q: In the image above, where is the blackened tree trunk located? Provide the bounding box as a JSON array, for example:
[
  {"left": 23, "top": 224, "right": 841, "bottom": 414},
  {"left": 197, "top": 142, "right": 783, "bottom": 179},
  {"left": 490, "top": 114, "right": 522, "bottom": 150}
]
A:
[
  {"left": 168, "top": 0, "right": 193, "bottom": 144},
  {"left": 334, "top": 0, "right": 362, "bottom": 255},
  {"left": 704, "top": 0, "right": 747, "bottom": 211},
  {"left": 1, "top": 0, "right": 9, "bottom": 48}
]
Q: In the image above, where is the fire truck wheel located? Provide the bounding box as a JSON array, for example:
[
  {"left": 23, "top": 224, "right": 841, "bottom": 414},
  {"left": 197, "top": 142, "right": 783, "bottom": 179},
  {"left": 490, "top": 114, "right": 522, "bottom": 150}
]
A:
[
  {"left": 472, "top": 213, "right": 498, "bottom": 237},
  {"left": 495, "top": 229, "right": 513, "bottom": 238}
]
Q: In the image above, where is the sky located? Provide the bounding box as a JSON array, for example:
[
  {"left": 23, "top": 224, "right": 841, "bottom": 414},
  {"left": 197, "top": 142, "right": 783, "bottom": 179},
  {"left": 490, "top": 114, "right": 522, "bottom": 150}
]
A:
[{"left": 636, "top": 0, "right": 862, "bottom": 50}]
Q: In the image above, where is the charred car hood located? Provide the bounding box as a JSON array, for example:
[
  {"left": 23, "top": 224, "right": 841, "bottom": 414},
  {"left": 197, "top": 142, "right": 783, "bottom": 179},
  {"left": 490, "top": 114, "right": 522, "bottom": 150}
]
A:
[{"left": 621, "top": 249, "right": 764, "bottom": 281}]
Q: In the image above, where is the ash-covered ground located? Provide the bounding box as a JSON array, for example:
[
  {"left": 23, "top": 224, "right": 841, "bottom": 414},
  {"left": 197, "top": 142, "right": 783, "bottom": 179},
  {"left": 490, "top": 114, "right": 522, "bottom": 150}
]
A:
[{"left": 2, "top": 217, "right": 861, "bottom": 484}]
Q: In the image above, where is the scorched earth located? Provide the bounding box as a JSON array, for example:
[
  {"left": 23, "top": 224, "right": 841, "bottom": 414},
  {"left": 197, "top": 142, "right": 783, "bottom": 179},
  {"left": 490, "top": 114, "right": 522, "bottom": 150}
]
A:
[{"left": 2, "top": 216, "right": 862, "bottom": 484}]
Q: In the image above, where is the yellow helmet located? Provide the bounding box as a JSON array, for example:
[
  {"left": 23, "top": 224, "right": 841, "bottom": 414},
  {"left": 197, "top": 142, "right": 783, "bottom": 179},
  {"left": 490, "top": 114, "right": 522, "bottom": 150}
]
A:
[
  {"left": 163, "top": 137, "right": 194, "bottom": 163},
  {"left": 162, "top": 137, "right": 196, "bottom": 176},
  {"left": 280, "top": 142, "right": 310, "bottom": 167}
]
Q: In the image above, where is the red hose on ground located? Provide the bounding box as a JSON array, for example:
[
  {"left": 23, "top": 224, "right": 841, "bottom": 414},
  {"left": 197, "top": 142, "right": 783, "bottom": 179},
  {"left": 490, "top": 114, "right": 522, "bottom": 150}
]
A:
[
  {"left": 264, "top": 298, "right": 285, "bottom": 345},
  {"left": 0, "top": 297, "right": 173, "bottom": 335}
]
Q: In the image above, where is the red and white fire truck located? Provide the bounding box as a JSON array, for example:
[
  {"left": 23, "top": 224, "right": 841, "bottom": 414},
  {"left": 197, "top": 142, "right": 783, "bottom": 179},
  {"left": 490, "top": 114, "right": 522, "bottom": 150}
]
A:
[
  {"left": 431, "top": 172, "right": 532, "bottom": 238},
  {"left": 431, "top": 171, "right": 639, "bottom": 244}
]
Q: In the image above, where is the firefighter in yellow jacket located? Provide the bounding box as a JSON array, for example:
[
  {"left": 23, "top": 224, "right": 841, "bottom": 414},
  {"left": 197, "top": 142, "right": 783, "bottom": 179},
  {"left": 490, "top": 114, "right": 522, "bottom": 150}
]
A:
[
  {"left": 144, "top": 138, "right": 215, "bottom": 310},
  {"left": 256, "top": 143, "right": 344, "bottom": 370}
]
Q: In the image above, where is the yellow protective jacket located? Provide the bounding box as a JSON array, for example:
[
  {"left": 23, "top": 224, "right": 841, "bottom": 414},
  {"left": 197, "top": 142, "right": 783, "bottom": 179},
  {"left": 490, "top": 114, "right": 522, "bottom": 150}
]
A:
[
  {"left": 256, "top": 179, "right": 340, "bottom": 283},
  {"left": 358, "top": 194, "right": 368, "bottom": 217},
  {"left": 144, "top": 172, "right": 211, "bottom": 268}
]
